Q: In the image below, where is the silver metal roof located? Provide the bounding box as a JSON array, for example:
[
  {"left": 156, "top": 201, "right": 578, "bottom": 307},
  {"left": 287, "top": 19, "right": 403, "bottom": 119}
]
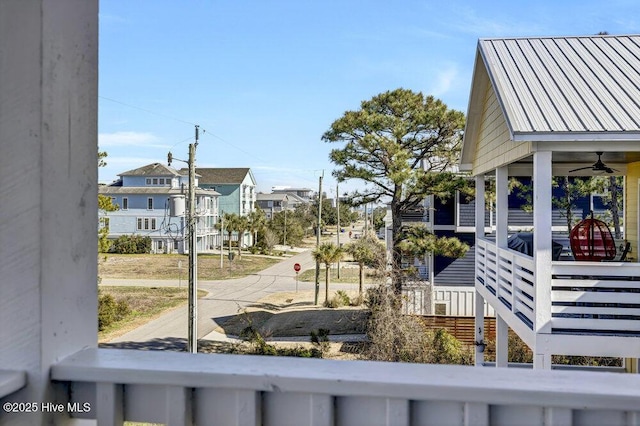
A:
[{"left": 479, "top": 35, "right": 640, "bottom": 140}]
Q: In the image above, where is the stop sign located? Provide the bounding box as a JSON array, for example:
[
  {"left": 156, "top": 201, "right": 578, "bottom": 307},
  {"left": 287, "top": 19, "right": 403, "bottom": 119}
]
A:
[{"left": 294, "top": 263, "right": 301, "bottom": 272}]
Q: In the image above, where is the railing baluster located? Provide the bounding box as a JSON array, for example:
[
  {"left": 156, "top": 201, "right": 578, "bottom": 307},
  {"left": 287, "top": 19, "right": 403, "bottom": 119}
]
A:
[
  {"left": 96, "top": 382, "right": 124, "bottom": 426},
  {"left": 166, "top": 385, "right": 192, "bottom": 426}
]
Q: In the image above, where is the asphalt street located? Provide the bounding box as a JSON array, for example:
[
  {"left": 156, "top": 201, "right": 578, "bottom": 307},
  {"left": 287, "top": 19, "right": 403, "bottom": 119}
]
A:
[{"left": 101, "top": 248, "right": 358, "bottom": 347}]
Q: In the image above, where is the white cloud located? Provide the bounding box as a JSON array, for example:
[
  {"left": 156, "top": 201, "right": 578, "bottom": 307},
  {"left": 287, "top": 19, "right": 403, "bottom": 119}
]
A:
[
  {"left": 98, "top": 131, "right": 169, "bottom": 149},
  {"left": 429, "top": 63, "right": 459, "bottom": 97}
]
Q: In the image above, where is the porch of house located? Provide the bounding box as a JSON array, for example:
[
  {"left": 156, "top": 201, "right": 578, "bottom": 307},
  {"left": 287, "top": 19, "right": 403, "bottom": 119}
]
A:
[{"left": 471, "top": 152, "right": 640, "bottom": 369}]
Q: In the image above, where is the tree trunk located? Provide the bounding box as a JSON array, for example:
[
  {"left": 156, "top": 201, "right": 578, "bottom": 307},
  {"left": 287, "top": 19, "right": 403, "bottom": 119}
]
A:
[
  {"left": 324, "top": 264, "right": 330, "bottom": 304},
  {"left": 391, "top": 199, "right": 404, "bottom": 294},
  {"left": 609, "top": 176, "right": 621, "bottom": 239}
]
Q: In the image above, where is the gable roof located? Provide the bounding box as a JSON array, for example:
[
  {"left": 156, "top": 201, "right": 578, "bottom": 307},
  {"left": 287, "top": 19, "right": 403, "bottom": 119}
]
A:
[
  {"left": 462, "top": 34, "right": 640, "bottom": 168},
  {"left": 182, "top": 168, "right": 255, "bottom": 185},
  {"left": 256, "top": 193, "right": 289, "bottom": 202},
  {"left": 119, "top": 163, "right": 181, "bottom": 177}
]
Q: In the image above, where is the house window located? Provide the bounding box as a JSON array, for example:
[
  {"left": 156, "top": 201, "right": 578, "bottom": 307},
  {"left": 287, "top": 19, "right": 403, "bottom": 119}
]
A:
[
  {"left": 147, "top": 198, "right": 153, "bottom": 210},
  {"left": 173, "top": 240, "right": 179, "bottom": 250},
  {"left": 146, "top": 178, "right": 151, "bottom": 185},
  {"left": 137, "top": 218, "right": 143, "bottom": 230},
  {"left": 159, "top": 178, "right": 165, "bottom": 185},
  {"left": 99, "top": 217, "right": 109, "bottom": 230},
  {"left": 122, "top": 197, "right": 128, "bottom": 210},
  {"left": 157, "top": 240, "right": 163, "bottom": 250},
  {"left": 152, "top": 178, "right": 158, "bottom": 185},
  {"left": 435, "top": 303, "right": 447, "bottom": 316},
  {"left": 151, "top": 218, "right": 156, "bottom": 230}
]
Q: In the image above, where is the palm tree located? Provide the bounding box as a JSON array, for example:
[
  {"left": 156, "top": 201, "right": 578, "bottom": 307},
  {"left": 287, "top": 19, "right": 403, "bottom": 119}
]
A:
[
  {"left": 312, "top": 242, "right": 344, "bottom": 305},
  {"left": 235, "top": 215, "right": 249, "bottom": 258},
  {"left": 346, "top": 236, "right": 385, "bottom": 297},
  {"left": 247, "top": 208, "right": 266, "bottom": 247},
  {"left": 222, "top": 212, "right": 240, "bottom": 259}
]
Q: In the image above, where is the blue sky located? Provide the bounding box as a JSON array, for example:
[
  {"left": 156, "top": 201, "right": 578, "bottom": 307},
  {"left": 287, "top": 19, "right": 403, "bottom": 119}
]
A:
[{"left": 98, "top": 0, "right": 640, "bottom": 195}]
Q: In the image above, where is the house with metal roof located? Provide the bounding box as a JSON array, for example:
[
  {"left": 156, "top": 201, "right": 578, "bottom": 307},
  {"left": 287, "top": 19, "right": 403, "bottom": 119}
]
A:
[
  {"left": 462, "top": 34, "right": 640, "bottom": 369},
  {"left": 99, "top": 163, "right": 220, "bottom": 253},
  {"left": 188, "top": 167, "right": 257, "bottom": 247},
  {"left": 5, "top": 6, "right": 640, "bottom": 423}
]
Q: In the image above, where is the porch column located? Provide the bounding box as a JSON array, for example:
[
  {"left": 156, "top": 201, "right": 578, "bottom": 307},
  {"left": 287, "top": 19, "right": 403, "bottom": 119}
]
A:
[
  {"left": 495, "top": 167, "right": 510, "bottom": 367},
  {"left": 533, "top": 151, "right": 553, "bottom": 369},
  {"left": 0, "top": 1, "right": 98, "bottom": 424},
  {"left": 474, "top": 175, "right": 486, "bottom": 366}
]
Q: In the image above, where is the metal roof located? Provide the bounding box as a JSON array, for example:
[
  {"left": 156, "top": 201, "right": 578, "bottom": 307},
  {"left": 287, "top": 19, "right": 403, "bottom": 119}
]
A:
[
  {"left": 118, "top": 163, "right": 181, "bottom": 177},
  {"left": 479, "top": 35, "right": 640, "bottom": 140},
  {"left": 182, "top": 168, "right": 254, "bottom": 185}
]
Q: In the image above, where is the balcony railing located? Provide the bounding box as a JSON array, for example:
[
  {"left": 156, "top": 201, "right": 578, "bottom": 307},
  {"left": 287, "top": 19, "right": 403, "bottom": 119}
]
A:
[
  {"left": 477, "top": 237, "right": 536, "bottom": 329},
  {"left": 477, "top": 237, "right": 640, "bottom": 337},
  {"left": 51, "top": 348, "right": 640, "bottom": 425}
]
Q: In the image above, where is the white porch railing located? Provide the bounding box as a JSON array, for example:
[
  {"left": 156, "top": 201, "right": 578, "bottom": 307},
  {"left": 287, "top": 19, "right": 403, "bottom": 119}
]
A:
[
  {"left": 477, "top": 237, "right": 535, "bottom": 328},
  {"left": 51, "top": 348, "right": 640, "bottom": 426},
  {"left": 478, "top": 237, "right": 640, "bottom": 337},
  {"left": 551, "top": 262, "right": 640, "bottom": 335}
]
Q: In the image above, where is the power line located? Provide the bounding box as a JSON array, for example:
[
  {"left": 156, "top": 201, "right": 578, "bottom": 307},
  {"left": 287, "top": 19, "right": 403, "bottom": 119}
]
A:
[{"left": 99, "top": 95, "right": 197, "bottom": 126}]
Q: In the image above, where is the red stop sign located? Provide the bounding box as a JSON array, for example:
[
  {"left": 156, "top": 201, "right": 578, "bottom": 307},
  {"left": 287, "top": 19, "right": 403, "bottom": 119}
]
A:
[{"left": 294, "top": 263, "right": 301, "bottom": 272}]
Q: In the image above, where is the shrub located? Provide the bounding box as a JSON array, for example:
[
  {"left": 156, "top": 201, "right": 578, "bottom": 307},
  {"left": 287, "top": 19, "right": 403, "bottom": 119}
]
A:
[
  {"left": 98, "top": 293, "right": 131, "bottom": 331},
  {"left": 111, "top": 234, "right": 152, "bottom": 254},
  {"left": 310, "top": 328, "right": 331, "bottom": 356},
  {"left": 325, "top": 290, "right": 351, "bottom": 308}
]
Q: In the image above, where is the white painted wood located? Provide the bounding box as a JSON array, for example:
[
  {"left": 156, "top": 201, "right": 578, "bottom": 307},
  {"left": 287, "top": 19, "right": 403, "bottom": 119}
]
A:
[
  {"left": 412, "top": 401, "right": 464, "bottom": 425},
  {"left": 533, "top": 151, "right": 553, "bottom": 339},
  {"left": 552, "top": 291, "right": 640, "bottom": 305},
  {"left": 0, "top": 370, "right": 26, "bottom": 399},
  {"left": 96, "top": 383, "right": 124, "bottom": 426},
  {"left": 335, "top": 396, "right": 409, "bottom": 426},
  {"left": 52, "top": 348, "right": 640, "bottom": 414},
  {"left": 551, "top": 262, "right": 640, "bottom": 277},
  {"left": 496, "top": 315, "right": 509, "bottom": 368},
  {"left": 475, "top": 290, "right": 486, "bottom": 366},
  {"left": 195, "top": 388, "right": 259, "bottom": 426},
  {"left": 534, "top": 352, "right": 552, "bottom": 370},
  {"left": 166, "top": 385, "right": 192, "bottom": 426},
  {"left": 495, "top": 167, "right": 509, "bottom": 251},
  {"left": 263, "top": 392, "right": 332, "bottom": 426},
  {"left": 544, "top": 407, "right": 572, "bottom": 426},
  {"left": 491, "top": 405, "right": 544, "bottom": 426},
  {"left": 464, "top": 402, "right": 489, "bottom": 426},
  {"left": 0, "top": 2, "right": 98, "bottom": 424}
]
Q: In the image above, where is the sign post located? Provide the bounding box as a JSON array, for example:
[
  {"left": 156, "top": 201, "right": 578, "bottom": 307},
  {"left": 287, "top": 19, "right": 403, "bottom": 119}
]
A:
[{"left": 294, "top": 263, "right": 301, "bottom": 292}]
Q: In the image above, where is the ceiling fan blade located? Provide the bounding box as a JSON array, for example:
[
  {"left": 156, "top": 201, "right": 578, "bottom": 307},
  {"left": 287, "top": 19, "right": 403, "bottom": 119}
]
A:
[{"left": 569, "top": 166, "right": 594, "bottom": 173}]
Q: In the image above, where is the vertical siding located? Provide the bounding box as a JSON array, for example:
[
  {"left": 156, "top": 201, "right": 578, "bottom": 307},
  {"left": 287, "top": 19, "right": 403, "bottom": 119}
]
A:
[
  {"left": 626, "top": 162, "right": 640, "bottom": 255},
  {"left": 472, "top": 83, "right": 532, "bottom": 175}
]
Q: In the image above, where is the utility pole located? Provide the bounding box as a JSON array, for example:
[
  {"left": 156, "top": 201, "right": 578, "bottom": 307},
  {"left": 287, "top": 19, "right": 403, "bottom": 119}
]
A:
[
  {"left": 167, "top": 124, "right": 199, "bottom": 353},
  {"left": 187, "top": 125, "right": 199, "bottom": 353},
  {"left": 219, "top": 213, "right": 224, "bottom": 269},
  {"left": 336, "top": 182, "right": 340, "bottom": 279},
  {"left": 314, "top": 172, "right": 323, "bottom": 305}
]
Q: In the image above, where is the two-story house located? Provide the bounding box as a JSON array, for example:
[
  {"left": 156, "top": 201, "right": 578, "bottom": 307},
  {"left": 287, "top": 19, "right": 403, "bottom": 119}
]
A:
[
  {"left": 190, "top": 167, "right": 257, "bottom": 247},
  {"left": 99, "top": 163, "right": 220, "bottom": 253},
  {"left": 256, "top": 192, "right": 290, "bottom": 219}
]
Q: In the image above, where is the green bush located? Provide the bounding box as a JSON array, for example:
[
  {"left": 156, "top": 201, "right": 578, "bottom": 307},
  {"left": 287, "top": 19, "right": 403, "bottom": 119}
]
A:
[
  {"left": 111, "top": 234, "right": 152, "bottom": 254},
  {"left": 326, "top": 290, "right": 351, "bottom": 308},
  {"left": 98, "top": 293, "right": 131, "bottom": 331}
]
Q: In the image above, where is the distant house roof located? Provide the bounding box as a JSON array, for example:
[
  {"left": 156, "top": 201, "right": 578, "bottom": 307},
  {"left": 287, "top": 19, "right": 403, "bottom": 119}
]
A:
[
  {"left": 256, "top": 193, "right": 289, "bottom": 202},
  {"left": 119, "top": 163, "right": 181, "bottom": 177},
  {"left": 99, "top": 186, "right": 219, "bottom": 196},
  {"left": 184, "top": 168, "right": 255, "bottom": 185}
]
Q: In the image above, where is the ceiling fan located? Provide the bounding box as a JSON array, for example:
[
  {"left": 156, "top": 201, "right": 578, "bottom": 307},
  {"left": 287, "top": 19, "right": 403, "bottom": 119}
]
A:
[{"left": 569, "top": 152, "right": 616, "bottom": 174}]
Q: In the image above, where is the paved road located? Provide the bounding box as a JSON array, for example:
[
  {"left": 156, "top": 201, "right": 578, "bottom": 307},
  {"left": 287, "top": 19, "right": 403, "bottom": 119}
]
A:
[{"left": 102, "top": 249, "right": 354, "bottom": 348}]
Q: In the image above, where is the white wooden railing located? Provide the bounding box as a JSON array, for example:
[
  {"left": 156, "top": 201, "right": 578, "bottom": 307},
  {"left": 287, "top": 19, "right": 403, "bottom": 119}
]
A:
[
  {"left": 477, "top": 237, "right": 535, "bottom": 328},
  {"left": 51, "top": 348, "right": 640, "bottom": 426},
  {"left": 551, "top": 262, "right": 640, "bottom": 335}
]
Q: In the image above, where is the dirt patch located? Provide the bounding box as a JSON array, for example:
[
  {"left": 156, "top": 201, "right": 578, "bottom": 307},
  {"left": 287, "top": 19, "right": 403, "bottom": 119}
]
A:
[{"left": 216, "top": 290, "right": 369, "bottom": 337}]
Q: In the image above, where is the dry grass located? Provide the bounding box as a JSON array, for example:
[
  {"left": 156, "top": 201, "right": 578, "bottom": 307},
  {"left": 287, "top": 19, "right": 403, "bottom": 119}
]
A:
[
  {"left": 98, "top": 286, "right": 207, "bottom": 342},
  {"left": 98, "top": 253, "right": 280, "bottom": 280}
]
